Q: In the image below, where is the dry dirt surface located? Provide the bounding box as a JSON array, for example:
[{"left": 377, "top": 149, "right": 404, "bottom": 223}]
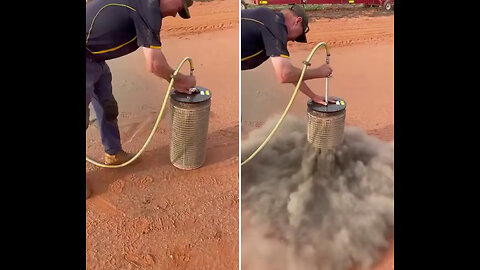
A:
[
  {"left": 241, "top": 6, "right": 394, "bottom": 270},
  {"left": 161, "top": 0, "right": 239, "bottom": 38},
  {"left": 291, "top": 7, "right": 394, "bottom": 50},
  {"left": 86, "top": 1, "right": 239, "bottom": 269}
]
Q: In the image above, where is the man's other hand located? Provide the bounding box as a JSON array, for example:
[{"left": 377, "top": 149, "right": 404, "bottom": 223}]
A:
[
  {"left": 173, "top": 74, "right": 197, "bottom": 93},
  {"left": 312, "top": 95, "right": 337, "bottom": 106}
]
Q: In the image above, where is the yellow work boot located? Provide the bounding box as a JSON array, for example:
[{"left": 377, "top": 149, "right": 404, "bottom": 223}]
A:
[
  {"left": 86, "top": 186, "right": 91, "bottom": 199},
  {"left": 104, "top": 150, "right": 134, "bottom": 165}
]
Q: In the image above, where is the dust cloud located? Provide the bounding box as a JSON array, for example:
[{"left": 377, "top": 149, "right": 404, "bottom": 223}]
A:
[{"left": 242, "top": 115, "right": 394, "bottom": 270}]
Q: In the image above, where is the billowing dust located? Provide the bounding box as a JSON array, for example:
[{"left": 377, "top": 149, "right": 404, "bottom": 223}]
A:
[{"left": 242, "top": 115, "right": 394, "bottom": 270}]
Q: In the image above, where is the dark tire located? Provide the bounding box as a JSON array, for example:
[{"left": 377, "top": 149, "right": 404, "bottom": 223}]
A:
[
  {"left": 241, "top": 1, "right": 247, "bottom": 10},
  {"left": 384, "top": 0, "right": 393, "bottom": 11}
]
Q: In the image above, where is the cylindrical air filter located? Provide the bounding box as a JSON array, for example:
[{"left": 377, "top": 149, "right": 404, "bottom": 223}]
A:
[
  {"left": 307, "top": 97, "right": 346, "bottom": 151},
  {"left": 169, "top": 87, "right": 212, "bottom": 170}
]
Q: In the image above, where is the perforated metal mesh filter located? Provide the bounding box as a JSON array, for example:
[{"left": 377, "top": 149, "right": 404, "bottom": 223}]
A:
[
  {"left": 169, "top": 98, "right": 211, "bottom": 170},
  {"left": 307, "top": 98, "right": 346, "bottom": 151}
]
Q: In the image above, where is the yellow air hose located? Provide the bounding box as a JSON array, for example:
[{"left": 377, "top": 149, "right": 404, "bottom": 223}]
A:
[
  {"left": 241, "top": 42, "right": 331, "bottom": 166},
  {"left": 86, "top": 57, "right": 195, "bottom": 168}
]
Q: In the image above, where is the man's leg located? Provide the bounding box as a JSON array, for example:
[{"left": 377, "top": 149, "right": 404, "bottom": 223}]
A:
[
  {"left": 91, "top": 62, "right": 122, "bottom": 155},
  {"left": 86, "top": 57, "right": 101, "bottom": 199},
  {"left": 86, "top": 58, "right": 99, "bottom": 130}
]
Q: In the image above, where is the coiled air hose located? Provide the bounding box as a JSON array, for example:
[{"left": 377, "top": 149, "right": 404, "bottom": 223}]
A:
[
  {"left": 241, "top": 42, "right": 331, "bottom": 166},
  {"left": 86, "top": 57, "right": 195, "bottom": 168}
]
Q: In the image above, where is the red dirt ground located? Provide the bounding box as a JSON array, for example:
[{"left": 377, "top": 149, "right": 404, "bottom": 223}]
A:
[
  {"left": 86, "top": 1, "right": 239, "bottom": 269},
  {"left": 87, "top": 1, "right": 393, "bottom": 269}
]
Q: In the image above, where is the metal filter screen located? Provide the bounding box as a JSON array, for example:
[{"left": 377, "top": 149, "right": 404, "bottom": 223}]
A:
[
  {"left": 307, "top": 108, "right": 346, "bottom": 151},
  {"left": 169, "top": 99, "right": 211, "bottom": 170}
]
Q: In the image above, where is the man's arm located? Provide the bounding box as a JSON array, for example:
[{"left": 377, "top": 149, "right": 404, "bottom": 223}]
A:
[
  {"left": 270, "top": 56, "right": 332, "bottom": 83},
  {"left": 142, "top": 47, "right": 174, "bottom": 80},
  {"left": 142, "top": 47, "right": 196, "bottom": 92},
  {"left": 271, "top": 56, "right": 335, "bottom": 105},
  {"left": 298, "top": 81, "right": 336, "bottom": 105},
  {"left": 298, "top": 81, "right": 317, "bottom": 100}
]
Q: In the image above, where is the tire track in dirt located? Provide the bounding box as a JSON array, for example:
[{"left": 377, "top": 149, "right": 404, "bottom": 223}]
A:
[
  {"left": 161, "top": 0, "right": 238, "bottom": 37},
  {"left": 87, "top": 134, "right": 239, "bottom": 269},
  {"left": 289, "top": 16, "right": 394, "bottom": 51},
  {"left": 162, "top": 21, "right": 238, "bottom": 37},
  {"left": 87, "top": 163, "right": 239, "bottom": 270}
]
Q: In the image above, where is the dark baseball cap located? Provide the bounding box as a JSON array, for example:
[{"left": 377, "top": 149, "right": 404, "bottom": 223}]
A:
[
  {"left": 290, "top": 4, "right": 309, "bottom": 43},
  {"left": 178, "top": 0, "right": 194, "bottom": 19}
]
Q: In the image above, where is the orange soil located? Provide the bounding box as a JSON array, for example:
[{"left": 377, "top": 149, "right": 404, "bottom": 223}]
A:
[
  {"left": 86, "top": 1, "right": 239, "bottom": 269},
  {"left": 87, "top": 1, "right": 394, "bottom": 269}
]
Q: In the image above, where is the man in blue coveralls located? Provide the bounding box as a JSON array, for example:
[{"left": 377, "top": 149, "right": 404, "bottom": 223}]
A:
[
  {"left": 86, "top": 0, "right": 196, "bottom": 198},
  {"left": 241, "top": 4, "right": 335, "bottom": 105}
]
